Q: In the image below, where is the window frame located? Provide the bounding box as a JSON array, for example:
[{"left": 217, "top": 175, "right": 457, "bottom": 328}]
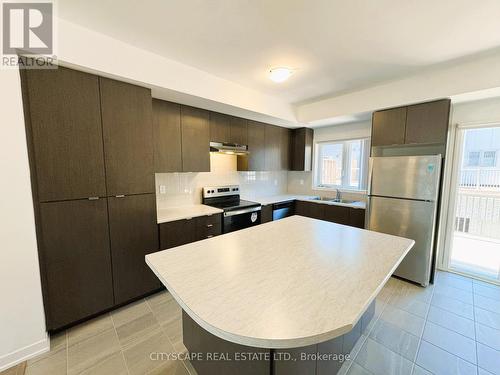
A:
[{"left": 313, "top": 137, "right": 370, "bottom": 192}]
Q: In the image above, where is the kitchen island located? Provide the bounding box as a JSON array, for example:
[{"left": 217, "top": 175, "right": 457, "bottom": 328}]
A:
[{"left": 146, "top": 216, "right": 414, "bottom": 375}]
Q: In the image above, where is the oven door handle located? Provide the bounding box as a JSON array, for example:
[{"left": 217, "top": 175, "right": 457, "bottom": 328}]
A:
[{"left": 223, "top": 206, "right": 261, "bottom": 217}]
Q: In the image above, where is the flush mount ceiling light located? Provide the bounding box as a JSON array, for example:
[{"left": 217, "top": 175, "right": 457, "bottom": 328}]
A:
[{"left": 269, "top": 67, "right": 293, "bottom": 83}]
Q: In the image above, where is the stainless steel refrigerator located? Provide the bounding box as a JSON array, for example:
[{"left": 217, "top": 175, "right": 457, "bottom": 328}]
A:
[{"left": 366, "top": 155, "right": 442, "bottom": 286}]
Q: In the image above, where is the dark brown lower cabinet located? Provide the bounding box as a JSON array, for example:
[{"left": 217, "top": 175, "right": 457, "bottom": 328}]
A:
[
  {"left": 195, "top": 214, "right": 222, "bottom": 241},
  {"left": 295, "top": 200, "right": 366, "bottom": 228},
  {"left": 108, "top": 194, "right": 160, "bottom": 305},
  {"left": 295, "top": 200, "right": 324, "bottom": 220},
  {"left": 349, "top": 208, "right": 366, "bottom": 229},
  {"left": 39, "top": 199, "right": 114, "bottom": 330},
  {"left": 159, "top": 215, "right": 222, "bottom": 250},
  {"left": 160, "top": 218, "right": 196, "bottom": 249},
  {"left": 261, "top": 205, "right": 273, "bottom": 223},
  {"left": 323, "top": 205, "right": 350, "bottom": 225}
]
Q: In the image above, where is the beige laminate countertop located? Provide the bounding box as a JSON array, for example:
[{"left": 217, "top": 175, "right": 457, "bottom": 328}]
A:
[
  {"left": 146, "top": 216, "right": 414, "bottom": 349},
  {"left": 246, "top": 194, "right": 320, "bottom": 205},
  {"left": 247, "top": 194, "right": 366, "bottom": 209},
  {"left": 157, "top": 205, "right": 223, "bottom": 224}
]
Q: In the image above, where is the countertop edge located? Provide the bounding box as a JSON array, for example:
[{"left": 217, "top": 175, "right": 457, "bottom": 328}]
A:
[
  {"left": 156, "top": 206, "right": 224, "bottom": 224},
  {"left": 145, "top": 238, "right": 414, "bottom": 349}
]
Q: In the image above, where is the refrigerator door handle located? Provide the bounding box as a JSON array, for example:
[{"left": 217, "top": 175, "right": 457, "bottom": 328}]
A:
[
  {"left": 367, "top": 158, "right": 374, "bottom": 196},
  {"left": 365, "top": 196, "right": 371, "bottom": 230}
]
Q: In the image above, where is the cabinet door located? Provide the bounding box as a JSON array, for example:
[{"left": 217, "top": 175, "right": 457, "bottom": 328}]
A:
[
  {"left": 405, "top": 99, "right": 450, "bottom": 145},
  {"left": 39, "top": 199, "right": 114, "bottom": 330},
  {"left": 108, "top": 194, "right": 160, "bottom": 304},
  {"left": 296, "top": 201, "right": 324, "bottom": 220},
  {"left": 152, "top": 99, "right": 182, "bottom": 172},
  {"left": 181, "top": 106, "right": 210, "bottom": 172},
  {"left": 371, "top": 107, "right": 407, "bottom": 147},
  {"left": 229, "top": 117, "right": 248, "bottom": 145},
  {"left": 291, "top": 128, "right": 313, "bottom": 171},
  {"left": 100, "top": 78, "right": 154, "bottom": 195},
  {"left": 244, "top": 120, "right": 266, "bottom": 171},
  {"left": 323, "top": 205, "right": 350, "bottom": 225},
  {"left": 349, "top": 208, "right": 366, "bottom": 229},
  {"left": 209, "top": 112, "right": 231, "bottom": 143},
  {"left": 261, "top": 205, "right": 273, "bottom": 223},
  {"left": 195, "top": 214, "right": 222, "bottom": 241},
  {"left": 265, "top": 124, "right": 281, "bottom": 171},
  {"left": 159, "top": 219, "right": 196, "bottom": 249},
  {"left": 280, "top": 127, "right": 291, "bottom": 170},
  {"left": 23, "top": 66, "right": 106, "bottom": 202}
]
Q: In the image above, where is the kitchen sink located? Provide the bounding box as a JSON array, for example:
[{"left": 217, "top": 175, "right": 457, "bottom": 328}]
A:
[{"left": 318, "top": 197, "right": 358, "bottom": 204}]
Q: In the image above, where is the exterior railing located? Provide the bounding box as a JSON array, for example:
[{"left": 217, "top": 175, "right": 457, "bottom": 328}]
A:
[
  {"left": 459, "top": 168, "right": 500, "bottom": 191},
  {"left": 455, "top": 191, "right": 500, "bottom": 240}
]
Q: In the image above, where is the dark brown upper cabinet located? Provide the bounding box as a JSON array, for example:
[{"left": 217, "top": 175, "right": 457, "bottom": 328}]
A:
[
  {"left": 280, "top": 127, "right": 291, "bottom": 170},
  {"left": 99, "top": 78, "right": 154, "bottom": 196},
  {"left": 229, "top": 116, "right": 248, "bottom": 145},
  {"left": 108, "top": 194, "right": 160, "bottom": 305},
  {"left": 209, "top": 111, "right": 231, "bottom": 143},
  {"left": 209, "top": 112, "right": 248, "bottom": 145},
  {"left": 240, "top": 120, "right": 266, "bottom": 171},
  {"left": 181, "top": 105, "right": 210, "bottom": 172},
  {"left": 371, "top": 107, "right": 407, "bottom": 147},
  {"left": 152, "top": 99, "right": 182, "bottom": 172},
  {"left": 22, "top": 66, "right": 106, "bottom": 202},
  {"left": 405, "top": 99, "right": 451, "bottom": 145},
  {"left": 39, "top": 198, "right": 114, "bottom": 330},
  {"left": 291, "top": 128, "right": 314, "bottom": 171},
  {"left": 265, "top": 124, "right": 281, "bottom": 171}
]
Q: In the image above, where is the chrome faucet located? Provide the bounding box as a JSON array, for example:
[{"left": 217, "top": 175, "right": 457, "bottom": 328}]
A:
[{"left": 336, "top": 189, "right": 342, "bottom": 201}]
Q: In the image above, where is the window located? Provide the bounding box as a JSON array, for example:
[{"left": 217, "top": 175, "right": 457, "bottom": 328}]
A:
[
  {"left": 482, "top": 151, "right": 496, "bottom": 167},
  {"left": 467, "top": 151, "right": 480, "bottom": 167},
  {"left": 314, "top": 138, "right": 370, "bottom": 190}
]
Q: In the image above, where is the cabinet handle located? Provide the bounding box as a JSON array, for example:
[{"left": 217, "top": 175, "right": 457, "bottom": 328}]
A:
[
  {"left": 88, "top": 197, "right": 99, "bottom": 200},
  {"left": 206, "top": 224, "right": 213, "bottom": 228},
  {"left": 115, "top": 195, "right": 125, "bottom": 198},
  {"left": 206, "top": 235, "right": 214, "bottom": 238}
]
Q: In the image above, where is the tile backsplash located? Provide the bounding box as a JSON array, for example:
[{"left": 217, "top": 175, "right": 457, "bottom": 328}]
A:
[
  {"left": 155, "top": 154, "right": 288, "bottom": 208},
  {"left": 287, "top": 171, "right": 367, "bottom": 202},
  {"left": 155, "top": 171, "right": 287, "bottom": 209}
]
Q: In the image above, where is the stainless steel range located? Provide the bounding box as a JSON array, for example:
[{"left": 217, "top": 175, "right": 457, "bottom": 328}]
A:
[{"left": 202, "top": 185, "right": 261, "bottom": 233}]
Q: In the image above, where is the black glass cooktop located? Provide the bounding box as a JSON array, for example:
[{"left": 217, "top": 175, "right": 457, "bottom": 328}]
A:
[{"left": 204, "top": 198, "right": 260, "bottom": 211}]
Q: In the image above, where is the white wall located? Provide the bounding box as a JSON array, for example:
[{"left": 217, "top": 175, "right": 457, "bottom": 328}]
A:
[
  {"left": 287, "top": 121, "right": 371, "bottom": 201},
  {"left": 57, "top": 18, "right": 298, "bottom": 127},
  {"left": 0, "top": 69, "right": 48, "bottom": 370},
  {"left": 297, "top": 50, "right": 500, "bottom": 125},
  {"left": 452, "top": 96, "right": 500, "bottom": 125}
]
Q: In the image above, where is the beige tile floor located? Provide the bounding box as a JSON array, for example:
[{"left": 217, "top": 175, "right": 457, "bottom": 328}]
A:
[
  {"left": 5, "top": 270, "right": 500, "bottom": 375},
  {"left": 22, "top": 291, "right": 194, "bottom": 375}
]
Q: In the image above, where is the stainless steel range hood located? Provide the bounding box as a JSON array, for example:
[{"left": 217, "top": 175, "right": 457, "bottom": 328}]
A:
[{"left": 209, "top": 142, "right": 249, "bottom": 155}]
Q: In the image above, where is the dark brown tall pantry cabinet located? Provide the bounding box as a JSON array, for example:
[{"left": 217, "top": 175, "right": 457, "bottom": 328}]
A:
[{"left": 21, "top": 66, "right": 160, "bottom": 331}]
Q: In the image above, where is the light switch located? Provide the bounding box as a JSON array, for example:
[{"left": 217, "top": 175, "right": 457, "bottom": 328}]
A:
[{"left": 159, "top": 185, "right": 166, "bottom": 194}]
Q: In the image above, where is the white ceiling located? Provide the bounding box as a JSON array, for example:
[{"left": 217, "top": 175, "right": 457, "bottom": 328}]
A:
[{"left": 59, "top": 0, "right": 500, "bottom": 105}]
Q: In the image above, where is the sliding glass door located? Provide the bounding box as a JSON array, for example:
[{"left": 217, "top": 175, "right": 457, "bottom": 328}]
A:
[{"left": 443, "top": 124, "right": 500, "bottom": 283}]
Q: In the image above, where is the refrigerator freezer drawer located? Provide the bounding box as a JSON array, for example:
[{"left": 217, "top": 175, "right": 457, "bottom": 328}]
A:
[
  {"left": 366, "top": 196, "right": 438, "bottom": 286},
  {"left": 368, "top": 155, "right": 441, "bottom": 201}
]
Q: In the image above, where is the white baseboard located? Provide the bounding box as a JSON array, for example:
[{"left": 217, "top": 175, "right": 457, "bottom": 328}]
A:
[{"left": 0, "top": 335, "right": 49, "bottom": 372}]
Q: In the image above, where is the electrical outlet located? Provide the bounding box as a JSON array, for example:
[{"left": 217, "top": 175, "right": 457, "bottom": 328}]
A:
[
  {"left": 159, "top": 185, "right": 166, "bottom": 194},
  {"left": 300, "top": 179, "right": 304, "bottom": 185}
]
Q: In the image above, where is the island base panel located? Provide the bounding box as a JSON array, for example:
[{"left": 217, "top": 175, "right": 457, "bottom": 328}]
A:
[{"left": 182, "top": 300, "right": 375, "bottom": 375}]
